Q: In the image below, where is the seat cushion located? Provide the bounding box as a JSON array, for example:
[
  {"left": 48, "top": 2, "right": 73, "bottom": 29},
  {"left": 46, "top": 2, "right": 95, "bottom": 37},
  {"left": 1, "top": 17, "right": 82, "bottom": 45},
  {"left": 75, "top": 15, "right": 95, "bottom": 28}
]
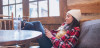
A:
[{"left": 76, "top": 19, "right": 100, "bottom": 48}]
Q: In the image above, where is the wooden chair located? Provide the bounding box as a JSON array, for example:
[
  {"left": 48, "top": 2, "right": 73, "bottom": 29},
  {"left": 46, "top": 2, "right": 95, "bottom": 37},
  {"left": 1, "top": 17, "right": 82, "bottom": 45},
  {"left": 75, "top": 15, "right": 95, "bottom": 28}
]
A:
[{"left": 0, "top": 13, "right": 14, "bottom": 30}]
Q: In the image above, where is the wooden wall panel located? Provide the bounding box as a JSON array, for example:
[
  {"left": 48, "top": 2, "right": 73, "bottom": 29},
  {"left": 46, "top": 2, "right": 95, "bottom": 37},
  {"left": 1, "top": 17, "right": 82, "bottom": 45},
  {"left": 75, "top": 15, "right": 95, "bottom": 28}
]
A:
[
  {"left": 67, "top": 0, "right": 100, "bottom": 5},
  {"left": 30, "top": 17, "right": 64, "bottom": 24},
  {"left": 80, "top": 13, "right": 100, "bottom": 23},
  {"left": 60, "top": 0, "right": 67, "bottom": 21},
  {"left": 67, "top": 0, "right": 100, "bottom": 13},
  {"left": 22, "top": 0, "right": 29, "bottom": 20},
  {"left": 43, "top": 24, "right": 61, "bottom": 30}
]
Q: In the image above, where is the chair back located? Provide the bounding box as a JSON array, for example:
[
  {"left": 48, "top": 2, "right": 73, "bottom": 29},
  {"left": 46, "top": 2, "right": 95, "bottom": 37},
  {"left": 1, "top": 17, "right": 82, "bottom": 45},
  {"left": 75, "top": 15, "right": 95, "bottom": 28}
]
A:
[{"left": 0, "top": 13, "right": 14, "bottom": 30}]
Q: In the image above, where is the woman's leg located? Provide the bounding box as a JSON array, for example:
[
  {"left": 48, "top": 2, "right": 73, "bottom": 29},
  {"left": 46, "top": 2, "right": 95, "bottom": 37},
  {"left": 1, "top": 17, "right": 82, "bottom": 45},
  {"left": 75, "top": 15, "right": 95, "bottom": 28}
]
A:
[
  {"left": 24, "top": 21, "right": 53, "bottom": 48},
  {"left": 23, "top": 22, "right": 35, "bottom": 30},
  {"left": 31, "top": 21, "right": 45, "bottom": 35},
  {"left": 31, "top": 21, "right": 53, "bottom": 48}
]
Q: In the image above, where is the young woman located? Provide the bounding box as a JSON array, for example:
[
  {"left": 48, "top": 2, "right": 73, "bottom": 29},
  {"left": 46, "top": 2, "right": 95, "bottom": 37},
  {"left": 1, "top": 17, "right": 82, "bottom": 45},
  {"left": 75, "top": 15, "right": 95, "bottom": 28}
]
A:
[
  {"left": 22, "top": 9, "right": 81, "bottom": 48},
  {"left": 45, "top": 9, "right": 81, "bottom": 48}
]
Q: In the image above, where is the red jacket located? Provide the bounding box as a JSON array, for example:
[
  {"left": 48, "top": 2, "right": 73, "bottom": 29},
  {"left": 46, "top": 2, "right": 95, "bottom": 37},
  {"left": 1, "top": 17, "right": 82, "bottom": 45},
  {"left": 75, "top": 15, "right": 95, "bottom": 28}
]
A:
[{"left": 50, "top": 23, "right": 80, "bottom": 48}]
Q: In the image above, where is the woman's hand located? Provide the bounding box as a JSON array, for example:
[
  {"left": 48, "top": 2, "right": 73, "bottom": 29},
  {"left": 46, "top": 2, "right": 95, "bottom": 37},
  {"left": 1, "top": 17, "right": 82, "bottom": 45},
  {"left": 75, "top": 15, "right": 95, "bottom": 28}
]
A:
[{"left": 44, "top": 28, "right": 53, "bottom": 38}]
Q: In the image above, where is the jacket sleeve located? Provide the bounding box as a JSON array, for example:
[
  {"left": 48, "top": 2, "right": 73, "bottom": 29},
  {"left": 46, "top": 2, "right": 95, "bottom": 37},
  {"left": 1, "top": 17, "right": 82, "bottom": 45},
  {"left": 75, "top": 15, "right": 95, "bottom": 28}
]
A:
[{"left": 50, "top": 27, "right": 80, "bottom": 48}]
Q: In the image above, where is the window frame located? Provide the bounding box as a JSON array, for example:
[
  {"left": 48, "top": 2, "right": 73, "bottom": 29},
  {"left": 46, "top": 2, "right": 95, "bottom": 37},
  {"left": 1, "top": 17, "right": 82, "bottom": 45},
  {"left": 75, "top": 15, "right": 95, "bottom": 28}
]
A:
[
  {"left": 2, "top": 0, "right": 23, "bottom": 17},
  {"left": 29, "top": 0, "right": 60, "bottom": 18}
]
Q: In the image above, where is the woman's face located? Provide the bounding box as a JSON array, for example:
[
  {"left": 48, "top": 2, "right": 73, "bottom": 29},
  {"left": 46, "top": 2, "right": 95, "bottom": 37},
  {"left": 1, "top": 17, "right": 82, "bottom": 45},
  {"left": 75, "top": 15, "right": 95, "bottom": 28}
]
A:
[{"left": 65, "top": 13, "right": 73, "bottom": 24}]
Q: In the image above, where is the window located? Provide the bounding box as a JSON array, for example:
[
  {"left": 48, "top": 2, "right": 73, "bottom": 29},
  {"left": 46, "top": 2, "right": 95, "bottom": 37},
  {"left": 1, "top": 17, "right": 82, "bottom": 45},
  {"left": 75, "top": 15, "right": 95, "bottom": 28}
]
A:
[
  {"left": 39, "top": 1, "right": 48, "bottom": 17},
  {"left": 29, "top": 0, "right": 60, "bottom": 18},
  {"left": 29, "top": 2, "right": 38, "bottom": 18},
  {"left": 16, "top": 4, "right": 23, "bottom": 18},
  {"left": 3, "top": 0, "right": 23, "bottom": 18},
  {"left": 49, "top": 0, "right": 60, "bottom": 16},
  {"left": 3, "top": 6, "right": 8, "bottom": 16},
  {"left": 9, "top": 5, "right": 15, "bottom": 17}
]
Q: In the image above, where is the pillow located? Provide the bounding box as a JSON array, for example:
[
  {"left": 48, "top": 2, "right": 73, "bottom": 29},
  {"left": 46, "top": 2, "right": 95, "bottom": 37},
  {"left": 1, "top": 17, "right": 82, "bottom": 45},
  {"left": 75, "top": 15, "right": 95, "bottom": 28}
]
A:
[{"left": 76, "top": 19, "right": 100, "bottom": 48}]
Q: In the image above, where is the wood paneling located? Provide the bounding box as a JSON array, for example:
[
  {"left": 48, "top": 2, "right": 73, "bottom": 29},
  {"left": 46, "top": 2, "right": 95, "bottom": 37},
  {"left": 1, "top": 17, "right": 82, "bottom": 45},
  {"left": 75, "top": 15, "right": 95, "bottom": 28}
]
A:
[
  {"left": 67, "top": 0, "right": 100, "bottom": 13},
  {"left": 67, "top": 0, "right": 99, "bottom": 5},
  {"left": 22, "top": 0, "right": 29, "bottom": 20},
  {"left": 43, "top": 24, "right": 61, "bottom": 30},
  {"left": 60, "top": 0, "right": 67, "bottom": 21},
  {"left": 30, "top": 17, "right": 64, "bottom": 24},
  {"left": 80, "top": 13, "right": 100, "bottom": 23}
]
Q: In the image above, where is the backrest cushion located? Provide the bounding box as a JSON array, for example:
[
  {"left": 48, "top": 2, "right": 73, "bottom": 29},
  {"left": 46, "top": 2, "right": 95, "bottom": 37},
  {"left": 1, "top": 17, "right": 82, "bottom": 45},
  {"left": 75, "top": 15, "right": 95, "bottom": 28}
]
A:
[{"left": 76, "top": 19, "right": 100, "bottom": 48}]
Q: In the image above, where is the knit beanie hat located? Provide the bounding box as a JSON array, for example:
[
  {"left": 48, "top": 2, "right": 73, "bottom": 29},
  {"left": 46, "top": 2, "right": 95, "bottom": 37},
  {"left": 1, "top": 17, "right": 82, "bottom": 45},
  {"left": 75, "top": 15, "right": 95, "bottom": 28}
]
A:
[{"left": 67, "top": 9, "right": 81, "bottom": 21}]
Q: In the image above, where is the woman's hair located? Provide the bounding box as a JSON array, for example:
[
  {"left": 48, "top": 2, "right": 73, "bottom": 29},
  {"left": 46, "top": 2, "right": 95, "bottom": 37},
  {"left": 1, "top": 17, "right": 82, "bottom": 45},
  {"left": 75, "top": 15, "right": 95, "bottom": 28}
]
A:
[{"left": 64, "top": 16, "right": 80, "bottom": 31}]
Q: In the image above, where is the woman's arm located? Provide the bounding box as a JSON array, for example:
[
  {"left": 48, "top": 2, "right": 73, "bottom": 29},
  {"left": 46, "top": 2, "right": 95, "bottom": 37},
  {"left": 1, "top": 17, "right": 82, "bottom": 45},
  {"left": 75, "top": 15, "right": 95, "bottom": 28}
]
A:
[{"left": 50, "top": 27, "right": 80, "bottom": 48}]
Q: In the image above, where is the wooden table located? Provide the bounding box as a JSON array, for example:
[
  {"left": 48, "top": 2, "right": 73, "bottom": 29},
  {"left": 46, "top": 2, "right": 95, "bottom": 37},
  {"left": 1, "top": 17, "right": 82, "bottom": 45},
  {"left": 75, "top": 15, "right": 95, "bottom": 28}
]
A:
[{"left": 0, "top": 30, "right": 42, "bottom": 48}]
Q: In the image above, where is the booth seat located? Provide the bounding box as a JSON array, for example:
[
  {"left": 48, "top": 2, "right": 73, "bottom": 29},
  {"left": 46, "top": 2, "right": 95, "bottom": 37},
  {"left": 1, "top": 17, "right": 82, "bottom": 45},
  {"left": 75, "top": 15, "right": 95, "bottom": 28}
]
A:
[{"left": 76, "top": 19, "right": 100, "bottom": 48}]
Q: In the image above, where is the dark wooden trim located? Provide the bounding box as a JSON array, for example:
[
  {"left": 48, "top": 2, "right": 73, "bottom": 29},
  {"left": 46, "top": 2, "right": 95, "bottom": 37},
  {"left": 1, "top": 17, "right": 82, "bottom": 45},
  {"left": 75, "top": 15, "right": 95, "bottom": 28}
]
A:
[
  {"left": 0, "top": 0, "right": 3, "bottom": 14},
  {"left": 47, "top": 0, "right": 49, "bottom": 17},
  {"left": 60, "top": 0, "right": 67, "bottom": 22},
  {"left": 22, "top": 0, "right": 29, "bottom": 20},
  {"left": 15, "top": 0, "right": 16, "bottom": 17},
  {"left": 37, "top": 1, "right": 39, "bottom": 18},
  {"left": 3, "top": 3, "right": 23, "bottom": 6}
]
